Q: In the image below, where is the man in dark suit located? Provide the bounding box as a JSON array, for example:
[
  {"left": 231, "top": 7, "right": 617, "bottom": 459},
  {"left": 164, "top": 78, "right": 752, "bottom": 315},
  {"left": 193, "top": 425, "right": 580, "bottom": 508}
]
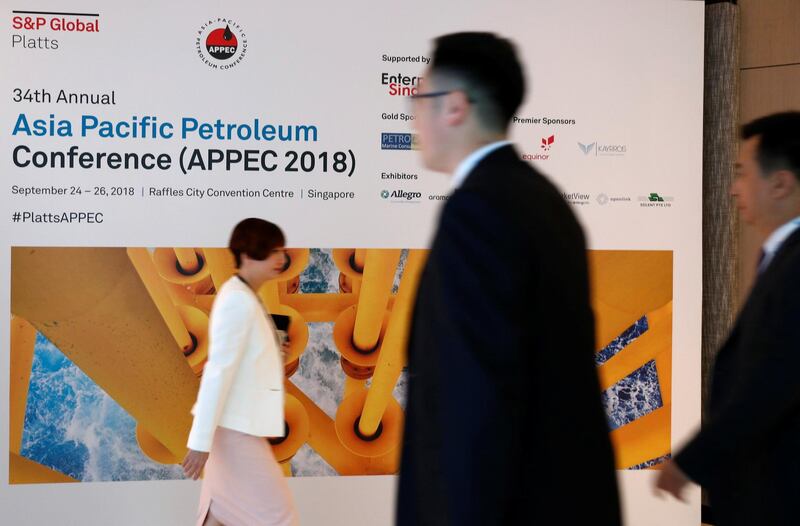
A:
[
  {"left": 396, "top": 32, "right": 621, "bottom": 526},
  {"left": 656, "top": 112, "right": 800, "bottom": 525}
]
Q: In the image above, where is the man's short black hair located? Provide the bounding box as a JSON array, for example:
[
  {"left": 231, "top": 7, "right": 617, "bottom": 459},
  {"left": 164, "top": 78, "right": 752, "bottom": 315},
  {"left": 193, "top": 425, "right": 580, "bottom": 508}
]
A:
[
  {"left": 741, "top": 111, "right": 800, "bottom": 181},
  {"left": 431, "top": 32, "right": 525, "bottom": 132},
  {"left": 229, "top": 217, "right": 285, "bottom": 268}
]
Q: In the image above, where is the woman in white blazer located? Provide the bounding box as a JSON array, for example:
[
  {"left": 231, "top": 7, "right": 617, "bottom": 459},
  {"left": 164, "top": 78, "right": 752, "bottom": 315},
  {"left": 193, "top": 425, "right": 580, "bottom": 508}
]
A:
[{"left": 182, "top": 218, "right": 299, "bottom": 526}]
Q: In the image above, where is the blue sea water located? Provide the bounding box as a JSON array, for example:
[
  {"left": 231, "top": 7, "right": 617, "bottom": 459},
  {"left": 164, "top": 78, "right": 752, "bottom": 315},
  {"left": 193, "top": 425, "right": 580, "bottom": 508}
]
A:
[
  {"left": 21, "top": 335, "right": 186, "bottom": 482},
  {"left": 20, "top": 248, "right": 667, "bottom": 479}
]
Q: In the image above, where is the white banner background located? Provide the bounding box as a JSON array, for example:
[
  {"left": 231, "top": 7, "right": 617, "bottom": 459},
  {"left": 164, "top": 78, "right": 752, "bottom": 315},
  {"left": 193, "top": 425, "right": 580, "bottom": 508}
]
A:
[{"left": 1, "top": 0, "right": 703, "bottom": 524}]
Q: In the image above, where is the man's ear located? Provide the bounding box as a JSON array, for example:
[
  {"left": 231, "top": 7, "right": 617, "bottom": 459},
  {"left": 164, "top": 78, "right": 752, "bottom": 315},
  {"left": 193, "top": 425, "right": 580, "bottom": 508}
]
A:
[
  {"left": 443, "top": 90, "right": 471, "bottom": 127},
  {"left": 770, "top": 169, "right": 799, "bottom": 199}
]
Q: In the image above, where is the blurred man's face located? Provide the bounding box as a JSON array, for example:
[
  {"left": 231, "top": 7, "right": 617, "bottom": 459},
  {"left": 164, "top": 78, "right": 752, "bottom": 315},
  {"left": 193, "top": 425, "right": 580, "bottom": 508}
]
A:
[
  {"left": 410, "top": 72, "right": 448, "bottom": 173},
  {"left": 731, "top": 137, "right": 774, "bottom": 227}
]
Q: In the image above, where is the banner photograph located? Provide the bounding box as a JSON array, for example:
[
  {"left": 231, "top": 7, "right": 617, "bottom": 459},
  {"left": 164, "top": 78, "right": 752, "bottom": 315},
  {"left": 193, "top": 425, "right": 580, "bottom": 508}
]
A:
[{"left": 1, "top": 1, "right": 704, "bottom": 524}]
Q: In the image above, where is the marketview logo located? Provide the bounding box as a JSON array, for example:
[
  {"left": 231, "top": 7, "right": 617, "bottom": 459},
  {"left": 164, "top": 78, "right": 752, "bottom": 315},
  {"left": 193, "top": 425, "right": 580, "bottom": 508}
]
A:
[
  {"left": 638, "top": 193, "right": 674, "bottom": 207},
  {"left": 196, "top": 18, "right": 247, "bottom": 70},
  {"left": 578, "top": 140, "right": 627, "bottom": 156},
  {"left": 381, "top": 132, "right": 418, "bottom": 150},
  {"left": 561, "top": 191, "right": 591, "bottom": 206}
]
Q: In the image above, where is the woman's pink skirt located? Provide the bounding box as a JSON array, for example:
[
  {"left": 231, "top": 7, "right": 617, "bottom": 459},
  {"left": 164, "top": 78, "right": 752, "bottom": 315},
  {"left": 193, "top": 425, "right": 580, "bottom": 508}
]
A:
[{"left": 196, "top": 426, "right": 299, "bottom": 526}]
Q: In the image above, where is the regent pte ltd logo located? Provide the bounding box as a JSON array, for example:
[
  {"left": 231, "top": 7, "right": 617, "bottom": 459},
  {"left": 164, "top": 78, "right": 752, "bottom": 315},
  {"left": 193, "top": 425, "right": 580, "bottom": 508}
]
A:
[{"left": 196, "top": 19, "right": 247, "bottom": 70}]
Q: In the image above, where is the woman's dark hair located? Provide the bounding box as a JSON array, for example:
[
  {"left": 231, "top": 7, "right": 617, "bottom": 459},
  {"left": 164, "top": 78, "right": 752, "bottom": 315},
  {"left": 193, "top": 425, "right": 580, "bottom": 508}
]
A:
[{"left": 228, "top": 218, "right": 285, "bottom": 268}]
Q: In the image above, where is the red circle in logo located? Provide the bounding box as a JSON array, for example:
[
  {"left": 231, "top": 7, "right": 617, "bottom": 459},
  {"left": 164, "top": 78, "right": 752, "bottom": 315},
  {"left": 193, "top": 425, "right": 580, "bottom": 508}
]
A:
[{"left": 206, "top": 25, "right": 238, "bottom": 60}]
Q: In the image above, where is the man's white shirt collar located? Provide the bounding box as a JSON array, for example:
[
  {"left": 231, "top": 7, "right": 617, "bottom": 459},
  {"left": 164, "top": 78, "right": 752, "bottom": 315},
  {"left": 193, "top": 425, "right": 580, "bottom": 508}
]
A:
[
  {"left": 450, "top": 140, "right": 512, "bottom": 191},
  {"left": 759, "top": 216, "right": 800, "bottom": 272}
]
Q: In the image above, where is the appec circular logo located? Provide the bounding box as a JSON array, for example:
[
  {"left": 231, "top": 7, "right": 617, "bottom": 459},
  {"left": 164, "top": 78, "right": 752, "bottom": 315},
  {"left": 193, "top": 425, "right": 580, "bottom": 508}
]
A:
[{"left": 196, "top": 18, "right": 247, "bottom": 70}]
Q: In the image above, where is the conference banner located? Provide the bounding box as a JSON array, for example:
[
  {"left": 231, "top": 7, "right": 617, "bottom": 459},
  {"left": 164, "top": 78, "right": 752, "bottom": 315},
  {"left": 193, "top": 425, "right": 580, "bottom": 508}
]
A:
[{"left": 1, "top": 1, "right": 704, "bottom": 524}]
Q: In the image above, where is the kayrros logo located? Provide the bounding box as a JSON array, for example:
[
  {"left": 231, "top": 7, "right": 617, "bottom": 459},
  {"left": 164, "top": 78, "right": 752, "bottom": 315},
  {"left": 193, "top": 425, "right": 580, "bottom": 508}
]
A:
[
  {"left": 578, "top": 142, "right": 596, "bottom": 155},
  {"left": 196, "top": 18, "right": 247, "bottom": 70},
  {"left": 381, "top": 189, "right": 422, "bottom": 202},
  {"left": 381, "top": 73, "right": 422, "bottom": 96},
  {"left": 578, "top": 140, "right": 627, "bottom": 157}
]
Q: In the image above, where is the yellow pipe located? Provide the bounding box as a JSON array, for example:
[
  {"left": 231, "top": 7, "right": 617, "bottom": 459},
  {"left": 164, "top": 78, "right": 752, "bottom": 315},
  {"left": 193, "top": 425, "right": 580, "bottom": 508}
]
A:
[
  {"left": 354, "top": 249, "right": 366, "bottom": 271},
  {"left": 609, "top": 405, "right": 672, "bottom": 469},
  {"left": 588, "top": 250, "right": 672, "bottom": 349},
  {"left": 286, "top": 382, "right": 397, "bottom": 474},
  {"left": 127, "top": 248, "right": 195, "bottom": 354},
  {"left": 136, "top": 424, "right": 179, "bottom": 464},
  {"left": 174, "top": 248, "right": 201, "bottom": 274},
  {"left": 9, "top": 452, "right": 78, "bottom": 484},
  {"left": 280, "top": 461, "right": 292, "bottom": 477},
  {"left": 10, "top": 316, "right": 36, "bottom": 455},
  {"left": 353, "top": 250, "right": 401, "bottom": 351},
  {"left": 597, "top": 302, "right": 672, "bottom": 391},
  {"left": 359, "top": 250, "right": 427, "bottom": 437},
  {"left": 279, "top": 292, "right": 359, "bottom": 322},
  {"left": 11, "top": 247, "right": 200, "bottom": 459},
  {"left": 201, "top": 248, "right": 236, "bottom": 291},
  {"left": 259, "top": 281, "right": 281, "bottom": 312},
  {"left": 344, "top": 377, "right": 366, "bottom": 399}
]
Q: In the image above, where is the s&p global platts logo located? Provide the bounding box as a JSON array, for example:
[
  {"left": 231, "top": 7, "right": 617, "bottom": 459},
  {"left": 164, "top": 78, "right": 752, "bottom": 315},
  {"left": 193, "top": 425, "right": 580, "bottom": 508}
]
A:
[
  {"left": 196, "top": 19, "right": 247, "bottom": 69},
  {"left": 381, "top": 132, "right": 418, "bottom": 150}
]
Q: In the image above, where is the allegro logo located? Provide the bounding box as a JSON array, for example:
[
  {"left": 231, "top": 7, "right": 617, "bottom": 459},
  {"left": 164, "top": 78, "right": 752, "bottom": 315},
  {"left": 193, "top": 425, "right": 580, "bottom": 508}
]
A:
[{"left": 381, "top": 189, "right": 421, "bottom": 201}]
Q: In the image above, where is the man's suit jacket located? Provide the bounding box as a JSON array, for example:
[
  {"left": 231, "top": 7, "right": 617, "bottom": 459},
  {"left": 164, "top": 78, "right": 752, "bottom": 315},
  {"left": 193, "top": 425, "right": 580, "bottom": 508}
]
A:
[
  {"left": 397, "top": 145, "right": 621, "bottom": 525},
  {"left": 187, "top": 276, "right": 285, "bottom": 452},
  {"left": 675, "top": 228, "right": 800, "bottom": 526}
]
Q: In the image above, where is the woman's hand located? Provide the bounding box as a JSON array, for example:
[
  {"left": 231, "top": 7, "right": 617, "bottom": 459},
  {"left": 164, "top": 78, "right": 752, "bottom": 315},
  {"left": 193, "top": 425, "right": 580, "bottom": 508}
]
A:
[{"left": 181, "top": 449, "right": 209, "bottom": 480}]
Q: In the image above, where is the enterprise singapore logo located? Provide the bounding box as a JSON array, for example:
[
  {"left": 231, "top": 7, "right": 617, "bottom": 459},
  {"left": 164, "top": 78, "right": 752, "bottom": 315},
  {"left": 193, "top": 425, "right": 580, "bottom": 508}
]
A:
[
  {"left": 196, "top": 18, "right": 247, "bottom": 69},
  {"left": 381, "top": 73, "right": 421, "bottom": 96}
]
